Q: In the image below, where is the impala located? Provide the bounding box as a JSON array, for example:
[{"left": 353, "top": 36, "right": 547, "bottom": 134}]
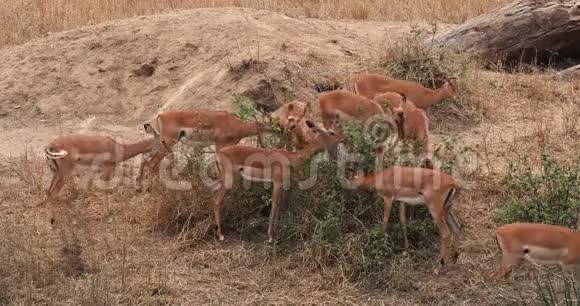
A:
[
  {"left": 270, "top": 101, "right": 316, "bottom": 150},
  {"left": 136, "top": 108, "right": 273, "bottom": 190},
  {"left": 317, "top": 89, "right": 404, "bottom": 159},
  {"left": 345, "top": 166, "right": 462, "bottom": 272},
  {"left": 42, "top": 134, "right": 155, "bottom": 207},
  {"left": 374, "top": 92, "right": 433, "bottom": 167},
  {"left": 350, "top": 73, "right": 457, "bottom": 109},
  {"left": 212, "top": 119, "right": 345, "bottom": 242},
  {"left": 490, "top": 223, "right": 580, "bottom": 281}
]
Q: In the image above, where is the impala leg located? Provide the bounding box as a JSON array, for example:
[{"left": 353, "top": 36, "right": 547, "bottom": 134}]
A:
[
  {"left": 212, "top": 182, "right": 227, "bottom": 241},
  {"left": 48, "top": 161, "right": 74, "bottom": 202},
  {"left": 428, "top": 204, "right": 452, "bottom": 273},
  {"left": 100, "top": 162, "right": 116, "bottom": 189},
  {"left": 39, "top": 160, "right": 59, "bottom": 206},
  {"left": 381, "top": 195, "right": 394, "bottom": 233},
  {"left": 135, "top": 153, "right": 151, "bottom": 191},
  {"left": 490, "top": 253, "right": 522, "bottom": 281},
  {"left": 47, "top": 160, "right": 75, "bottom": 226},
  {"left": 147, "top": 150, "right": 168, "bottom": 178},
  {"left": 267, "top": 182, "right": 283, "bottom": 243},
  {"left": 398, "top": 203, "right": 409, "bottom": 250},
  {"left": 446, "top": 210, "right": 462, "bottom": 263},
  {"left": 489, "top": 234, "right": 522, "bottom": 281}
]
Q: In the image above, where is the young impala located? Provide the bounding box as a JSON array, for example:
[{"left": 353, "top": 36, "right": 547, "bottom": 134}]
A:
[
  {"left": 42, "top": 134, "right": 155, "bottom": 207},
  {"left": 270, "top": 101, "right": 316, "bottom": 150},
  {"left": 212, "top": 119, "right": 345, "bottom": 242},
  {"left": 490, "top": 223, "right": 580, "bottom": 281},
  {"left": 350, "top": 73, "right": 457, "bottom": 109},
  {"left": 345, "top": 166, "right": 462, "bottom": 273},
  {"left": 137, "top": 108, "right": 273, "bottom": 190},
  {"left": 373, "top": 92, "right": 433, "bottom": 167}
]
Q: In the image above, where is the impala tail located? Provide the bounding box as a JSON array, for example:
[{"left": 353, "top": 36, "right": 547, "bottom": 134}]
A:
[
  {"left": 45, "top": 147, "right": 68, "bottom": 159},
  {"left": 444, "top": 187, "right": 463, "bottom": 240}
]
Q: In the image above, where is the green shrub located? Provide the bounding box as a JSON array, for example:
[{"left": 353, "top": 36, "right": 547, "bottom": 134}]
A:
[
  {"left": 231, "top": 93, "right": 260, "bottom": 122},
  {"left": 380, "top": 23, "right": 471, "bottom": 89},
  {"left": 378, "top": 23, "right": 482, "bottom": 124},
  {"left": 157, "top": 94, "right": 445, "bottom": 279},
  {"left": 498, "top": 153, "right": 580, "bottom": 228}
]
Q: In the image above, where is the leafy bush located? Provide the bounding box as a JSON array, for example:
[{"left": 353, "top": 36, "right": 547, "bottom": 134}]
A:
[
  {"left": 156, "top": 95, "right": 443, "bottom": 280},
  {"left": 231, "top": 92, "right": 260, "bottom": 122},
  {"left": 381, "top": 23, "right": 471, "bottom": 89},
  {"left": 498, "top": 153, "right": 580, "bottom": 228},
  {"left": 378, "top": 23, "right": 482, "bottom": 124}
]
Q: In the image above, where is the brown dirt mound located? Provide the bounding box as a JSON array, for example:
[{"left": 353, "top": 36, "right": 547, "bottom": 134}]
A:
[{"left": 0, "top": 7, "right": 412, "bottom": 156}]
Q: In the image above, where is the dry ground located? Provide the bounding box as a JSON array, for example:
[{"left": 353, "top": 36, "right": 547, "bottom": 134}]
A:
[{"left": 0, "top": 6, "right": 578, "bottom": 306}]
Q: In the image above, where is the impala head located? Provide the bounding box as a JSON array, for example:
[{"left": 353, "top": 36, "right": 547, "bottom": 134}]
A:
[
  {"left": 143, "top": 122, "right": 172, "bottom": 153},
  {"left": 443, "top": 77, "right": 458, "bottom": 96},
  {"left": 374, "top": 93, "right": 405, "bottom": 141},
  {"left": 271, "top": 101, "right": 310, "bottom": 131},
  {"left": 304, "top": 119, "right": 345, "bottom": 147},
  {"left": 343, "top": 167, "right": 367, "bottom": 190}
]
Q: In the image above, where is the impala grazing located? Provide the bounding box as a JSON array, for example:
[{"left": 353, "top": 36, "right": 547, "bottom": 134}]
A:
[
  {"left": 345, "top": 166, "right": 462, "bottom": 273},
  {"left": 351, "top": 73, "right": 457, "bottom": 109},
  {"left": 490, "top": 223, "right": 580, "bottom": 281},
  {"left": 374, "top": 92, "right": 433, "bottom": 167},
  {"left": 137, "top": 108, "right": 273, "bottom": 190},
  {"left": 42, "top": 134, "right": 155, "bottom": 206},
  {"left": 212, "top": 119, "right": 345, "bottom": 242},
  {"left": 270, "top": 101, "right": 316, "bottom": 150},
  {"left": 317, "top": 89, "right": 404, "bottom": 159}
]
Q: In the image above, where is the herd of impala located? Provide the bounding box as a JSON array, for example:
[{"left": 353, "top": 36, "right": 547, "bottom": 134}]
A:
[{"left": 39, "top": 73, "right": 580, "bottom": 281}]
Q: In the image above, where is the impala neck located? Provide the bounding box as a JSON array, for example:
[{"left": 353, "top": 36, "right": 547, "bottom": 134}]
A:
[
  {"left": 120, "top": 138, "right": 154, "bottom": 161},
  {"left": 286, "top": 137, "right": 327, "bottom": 166},
  {"left": 422, "top": 86, "right": 452, "bottom": 108},
  {"left": 347, "top": 172, "right": 383, "bottom": 191}
]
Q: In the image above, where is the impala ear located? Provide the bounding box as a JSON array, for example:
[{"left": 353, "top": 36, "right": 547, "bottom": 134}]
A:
[
  {"left": 144, "top": 123, "right": 159, "bottom": 136},
  {"left": 304, "top": 119, "right": 322, "bottom": 134}
]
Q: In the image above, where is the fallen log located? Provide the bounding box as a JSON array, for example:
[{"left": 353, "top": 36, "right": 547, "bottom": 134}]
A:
[
  {"left": 557, "top": 63, "right": 580, "bottom": 79},
  {"left": 432, "top": 0, "right": 580, "bottom": 65}
]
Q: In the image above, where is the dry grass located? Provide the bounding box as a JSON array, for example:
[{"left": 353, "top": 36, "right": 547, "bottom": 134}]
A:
[
  {"left": 0, "top": 0, "right": 510, "bottom": 47},
  {"left": 1, "top": 1, "right": 579, "bottom": 304}
]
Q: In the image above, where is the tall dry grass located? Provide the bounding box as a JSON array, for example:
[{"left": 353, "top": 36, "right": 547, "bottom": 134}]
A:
[{"left": 0, "top": 0, "right": 509, "bottom": 47}]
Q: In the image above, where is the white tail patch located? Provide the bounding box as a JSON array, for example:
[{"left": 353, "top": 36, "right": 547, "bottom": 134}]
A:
[
  {"left": 45, "top": 149, "right": 68, "bottom": 159},
  {"left": 238, "top": 166, "right": 272, "bottom": 183},
  {"left": 208, "top": 181, "right": 221, "bottom": 192},
  {"left": 523, "top": 245, "right": 565, "bottom": 265},
  {"left": 395, "top": 195, "right": 426, "bottom": 205}
]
